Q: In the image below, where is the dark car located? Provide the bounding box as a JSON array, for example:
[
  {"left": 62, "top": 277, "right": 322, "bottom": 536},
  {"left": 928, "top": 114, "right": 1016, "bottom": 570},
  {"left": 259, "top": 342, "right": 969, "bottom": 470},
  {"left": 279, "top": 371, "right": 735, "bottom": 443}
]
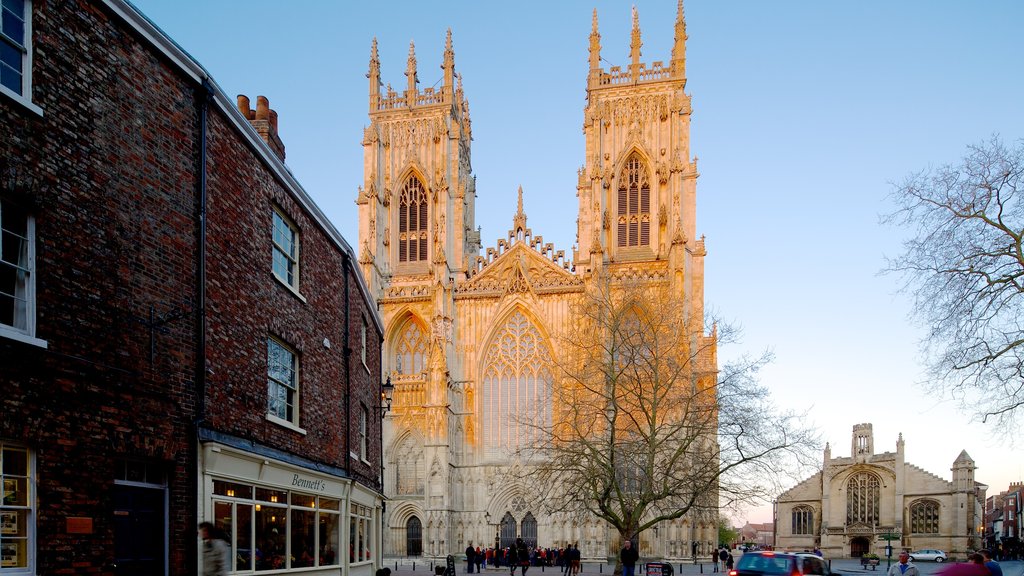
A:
[{"left": 729, "top": 551, "right": 839, "bottom": 576}]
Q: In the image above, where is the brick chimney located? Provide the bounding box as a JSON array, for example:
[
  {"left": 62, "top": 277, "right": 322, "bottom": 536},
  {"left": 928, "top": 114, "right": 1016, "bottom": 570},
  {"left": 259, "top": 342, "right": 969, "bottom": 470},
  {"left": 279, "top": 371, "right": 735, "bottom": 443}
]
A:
[{"left": 236, "top": 95, "right": 286, "bottom": 162}]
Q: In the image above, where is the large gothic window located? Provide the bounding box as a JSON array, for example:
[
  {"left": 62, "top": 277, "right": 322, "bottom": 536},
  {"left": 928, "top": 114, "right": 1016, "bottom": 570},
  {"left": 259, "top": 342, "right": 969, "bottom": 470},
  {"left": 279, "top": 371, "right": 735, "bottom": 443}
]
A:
[
  {"left": 394, "top": 433, "right": 425, "bottom": 495},
  {"left": 792, "top": 506, "right": 814, "bottom": 535},
  {"left": 398, "top": 176, "right": 428, "bottom": 262},
  {"left": 909, "top": 500, "right": 940, "bottom": 534},
  {"left": 846, "top": 472, "right": 880, "bottom": 526},
  {"left": 616, "top": 154, "right": 651, "bottom": 248},
  {"left": 482, "top": 311, "right": 553, "bottom": 456},
  {"left": 395, "top": 319, "right": 428, "bottom": 377}
]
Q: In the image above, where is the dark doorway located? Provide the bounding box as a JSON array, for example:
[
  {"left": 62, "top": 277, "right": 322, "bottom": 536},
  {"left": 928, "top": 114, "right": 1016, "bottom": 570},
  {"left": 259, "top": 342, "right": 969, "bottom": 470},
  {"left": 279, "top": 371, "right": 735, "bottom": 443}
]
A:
[
  {"left": 500, "top": 512, "right": 517, "bottom": 550},
  {"left": 407, "top": 516, "right": 423, "bottom": 556},
  {"left": 850, "top": 537, "right": 870, "bottom": 558},
  {"left": 113, "top": 484, "right": 165, "bottom": 576},
  {"left": 521, "top": 512, "right": 537, "bottom": 548}
]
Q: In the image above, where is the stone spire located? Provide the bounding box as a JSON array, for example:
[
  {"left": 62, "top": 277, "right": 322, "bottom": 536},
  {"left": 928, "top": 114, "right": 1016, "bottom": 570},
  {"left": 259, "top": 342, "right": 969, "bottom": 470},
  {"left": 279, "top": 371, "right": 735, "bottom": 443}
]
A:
[
  {"left": 629, "top": 6, "right": 643, "bottom": 82},
  {"left": 405, "top": 40, "right": 418, "bottom": 107},
  {"left": 442, "top": 28, "right": 455, "bottom": 98},
  {"left": 588, "top": 9, "right": 602, "bottom": 80},
  {"left": 671, "top": 0, "right": 687, "bottom": 78},
  {"left": 368, "top": 37, "right": 381, "bottom": 110},
  {"left": 513, "top": 185, "right": 527, "bottom": 235}
]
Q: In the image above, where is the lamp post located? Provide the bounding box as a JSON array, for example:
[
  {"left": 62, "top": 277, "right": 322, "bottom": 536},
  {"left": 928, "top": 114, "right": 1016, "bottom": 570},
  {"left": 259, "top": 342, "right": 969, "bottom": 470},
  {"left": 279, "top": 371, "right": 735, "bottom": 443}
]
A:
[{"left": 380, "top": 375, "right": 394, "bottom": 418}]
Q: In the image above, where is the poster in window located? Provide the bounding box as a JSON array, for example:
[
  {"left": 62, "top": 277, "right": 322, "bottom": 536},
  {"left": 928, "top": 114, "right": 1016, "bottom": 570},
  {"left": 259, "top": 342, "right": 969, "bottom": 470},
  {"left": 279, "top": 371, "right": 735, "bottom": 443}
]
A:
[
  {"left": 0, "top": 511, "right": 17, "bottom": 535},
  {"left": 1, "top": 479, "right": 16, "bottom": 505},
  {"left": 0, "top": 542, "right": 18, "bottom": 567}
]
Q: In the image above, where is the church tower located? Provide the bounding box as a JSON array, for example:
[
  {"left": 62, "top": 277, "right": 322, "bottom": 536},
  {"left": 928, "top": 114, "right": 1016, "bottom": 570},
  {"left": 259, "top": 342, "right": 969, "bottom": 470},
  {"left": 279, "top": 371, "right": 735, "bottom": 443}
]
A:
[{"left": 363, "top": 2, "right": 718, "bottom": 560}]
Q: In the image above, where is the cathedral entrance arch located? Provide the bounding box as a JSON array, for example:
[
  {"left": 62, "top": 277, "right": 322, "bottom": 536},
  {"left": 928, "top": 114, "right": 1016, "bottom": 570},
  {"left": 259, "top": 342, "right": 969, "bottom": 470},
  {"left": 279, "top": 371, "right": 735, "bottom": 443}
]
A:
[
  {"left": 521, "top": 512, "right": 537, "bottom": 548},
  {"left": 849, "top": 537, "right": 870, "bottom": 558},
  {"left": 500, "top": 512, "right": 516, "bottom": 550},
  {"left": 407, "top": 517, "right": 423, "bottom": 556}
]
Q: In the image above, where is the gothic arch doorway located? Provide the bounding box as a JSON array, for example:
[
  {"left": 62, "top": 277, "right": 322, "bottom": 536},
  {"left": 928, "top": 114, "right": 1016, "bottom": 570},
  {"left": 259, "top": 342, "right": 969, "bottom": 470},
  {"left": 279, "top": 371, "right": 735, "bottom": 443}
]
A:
[
  {"left": 407, "top": 517, "right": 423, "bottom": 557},
  {"left": 500, "top": 512, "right": 516, "bottom": 550},
  {"left": 521, "top": 512, "right": 537, "bottom": 548},
  {"left": 850, "top": 537, "right": 870, "bottom": 557}
]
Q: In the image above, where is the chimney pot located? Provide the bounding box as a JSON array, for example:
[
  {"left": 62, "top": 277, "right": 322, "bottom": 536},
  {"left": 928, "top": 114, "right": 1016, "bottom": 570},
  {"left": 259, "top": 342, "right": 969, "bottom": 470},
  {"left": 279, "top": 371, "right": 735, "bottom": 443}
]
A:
[
  {"left": 256, "top": 96, "right": 270, "bottom": 121},
  {"left": 236, "top": 95, "right": 250, "bottom": 118}
]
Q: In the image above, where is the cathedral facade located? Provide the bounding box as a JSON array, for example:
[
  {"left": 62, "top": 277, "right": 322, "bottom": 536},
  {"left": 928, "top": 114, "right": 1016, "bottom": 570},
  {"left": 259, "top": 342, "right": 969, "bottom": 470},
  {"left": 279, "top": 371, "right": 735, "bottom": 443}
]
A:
[
  {"left": 775, "top": 424, "right": 987, "bottom": 559},
  {"left": 357, "top": 4, "right": 718, "bottom": 560}
]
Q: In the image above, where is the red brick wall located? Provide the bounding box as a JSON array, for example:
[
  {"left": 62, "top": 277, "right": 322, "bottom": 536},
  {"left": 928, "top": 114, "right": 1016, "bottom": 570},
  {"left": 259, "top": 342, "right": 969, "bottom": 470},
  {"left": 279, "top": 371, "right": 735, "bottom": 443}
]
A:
[{"left": 0, "top": 2, "right": 200, "bottom": 573}]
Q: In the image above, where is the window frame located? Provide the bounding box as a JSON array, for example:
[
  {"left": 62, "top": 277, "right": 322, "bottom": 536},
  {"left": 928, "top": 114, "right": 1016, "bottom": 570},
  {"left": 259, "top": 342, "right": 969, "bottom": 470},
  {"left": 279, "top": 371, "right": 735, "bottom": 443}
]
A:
[
  {"left": 0, "top": 198, "right": 44, "bottom": 348},
  {"left": 266, "top": 336, "right": 303, "bottom": 431},
  {"left": 396, "top": 176, "right": 429, "bottom": 270},
  {"left": 615, "top": 155, "right": 652, "bottom": 250},
  {"left": 0, "top": 442, "right": 35, "bottom": 574},
  {"left": 0, "top": 0, "right": 41, "bottom": 116},
  {"left": 791, "top": 505, "right": 814, "bottom": 535},
  {"left": 271, "top": 206, "right": 301, "bottom": 294},
  {"left": 358, "top": 403, "right": 368, "bottom": 463}
]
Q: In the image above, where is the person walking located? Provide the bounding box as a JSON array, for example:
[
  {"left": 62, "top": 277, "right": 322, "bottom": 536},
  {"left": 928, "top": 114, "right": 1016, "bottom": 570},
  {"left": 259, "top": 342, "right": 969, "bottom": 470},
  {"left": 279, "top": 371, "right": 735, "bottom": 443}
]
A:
[
  {"left": 621, "top": 540, "right": 640, "bottom": 576},
  {"left": 199, "top": 521, "right": 231, "bottom": 576},
  {"left": 982, "top": 549, "right": 1003, "bottom": 576},
  {"left": 467, "top": 542, "right": 477, "bottom": 574},
  {"left": 885, "top": 551, "right": 920, "bottom": 576}
]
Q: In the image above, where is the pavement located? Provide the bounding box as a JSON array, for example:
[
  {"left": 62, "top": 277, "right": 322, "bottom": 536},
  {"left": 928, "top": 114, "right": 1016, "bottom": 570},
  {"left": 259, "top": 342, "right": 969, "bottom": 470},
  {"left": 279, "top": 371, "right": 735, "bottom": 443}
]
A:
[{"left": 380, "top": 558, "right": 1024, "bottom": 576}]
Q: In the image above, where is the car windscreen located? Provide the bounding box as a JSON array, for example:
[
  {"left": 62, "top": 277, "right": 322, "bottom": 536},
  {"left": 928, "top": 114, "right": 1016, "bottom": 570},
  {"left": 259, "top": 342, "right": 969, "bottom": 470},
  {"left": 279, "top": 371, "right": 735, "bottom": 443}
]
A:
[{"left": 736, "top": 555, "right": 792, "bottom": 574}]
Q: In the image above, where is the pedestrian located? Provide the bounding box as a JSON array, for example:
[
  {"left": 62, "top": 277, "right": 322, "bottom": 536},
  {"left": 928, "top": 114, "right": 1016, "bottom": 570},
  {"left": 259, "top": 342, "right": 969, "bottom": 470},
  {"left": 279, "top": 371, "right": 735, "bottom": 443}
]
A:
[
  {"left": 571, "top": 543, "right": 581, "bottom": 576},
  {"left": 725, "top": 551, "right": 734, "bottom": 572},
  {"left": 718, "top": 547, "right": 728, "bottom": 570},
  {"left": 712, "top": 547, "right": 720, "bottom": 573},
  {"left": 467, "top": 542, "right": 477, "bottom": 574},
  {"left": 885, "top": 551, "right": 919, "bottom": 576},
  {"left": 477, "top": 546, "right": 485, "bottom": 573},
  {"left": 621, "top": 539, "right": 640, "bottom": 576},
  {"left": 199, "top": 521, "right": 231, "bottom": 576},
  {"left": 982, "top": 549, "right": 1003, "bottom": 576}
]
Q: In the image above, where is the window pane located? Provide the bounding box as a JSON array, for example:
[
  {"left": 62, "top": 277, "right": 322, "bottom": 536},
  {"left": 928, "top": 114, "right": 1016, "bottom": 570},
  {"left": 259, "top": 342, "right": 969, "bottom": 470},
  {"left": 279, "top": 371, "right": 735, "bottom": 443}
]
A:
[
  {"left": 2, "top": 10, "right": 23, "bottom": 46},
  {"left": 254, "top": 504, "right": 286, "bottom": 570},
  {"left": 255, "top": 488, "right": 287, "bottom": 504},
  {"left": 291, "top": 508, "right": 316, "bottom": 567},
  {"left": 318, "top": 511, "right": 339, "bottom": 565},
  {"left": 236, "top": 503, "right": 253, "bottom": 571},
  {"left": 2, "top": 448, "right": 27, "bottom": 476},
  {"left": 213, "top": 480, "right": 252, "bottom": 499}
]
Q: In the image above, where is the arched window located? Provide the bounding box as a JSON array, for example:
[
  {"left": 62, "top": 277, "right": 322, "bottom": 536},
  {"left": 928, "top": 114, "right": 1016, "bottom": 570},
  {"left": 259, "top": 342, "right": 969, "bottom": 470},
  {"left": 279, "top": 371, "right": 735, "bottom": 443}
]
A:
[
  {"left": 846, "top": 472, "right": 880, "bottom": 526},
  {"left": 407, "top": 517, "right": 423, "bottom": 556},
  {"left": 909, "top": 500, "right": 940, "bottom": 534},
  {"left": 792, "top": 505, "right": 814, "bottom": 535},
  {"left": 398, "top": 177, "right": 428, "bottom": 262},
  {"left": 394, "top": 434, "right": 424, "bottom": 495},
  {"left": 481, "top": 311, "right": 553, "bottom": 456},
  {"left": 616, "top": 154, "right": 651, "bottom": 248},
  {"left": 500, "top": 512, "right": 517, "bottom": 550},
  {"left": 395, "top": 319, "right": 428, "bottom": 377},
  {"left": 521, "top": 512, "right": 538, "bottom": 548}
]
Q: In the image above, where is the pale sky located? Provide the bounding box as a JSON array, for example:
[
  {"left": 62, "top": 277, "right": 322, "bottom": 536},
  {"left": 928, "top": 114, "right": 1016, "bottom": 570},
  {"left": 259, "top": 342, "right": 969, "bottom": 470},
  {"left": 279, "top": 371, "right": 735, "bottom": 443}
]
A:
[{"left": 128, "top": 1, "right": 1024, "bottom": 524}]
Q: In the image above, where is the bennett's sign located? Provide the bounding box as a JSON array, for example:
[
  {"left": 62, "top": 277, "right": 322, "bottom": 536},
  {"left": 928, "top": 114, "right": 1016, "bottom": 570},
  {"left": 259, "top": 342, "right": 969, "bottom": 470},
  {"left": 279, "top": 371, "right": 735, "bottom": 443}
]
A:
[{"left": 291, "top": 474, "right": 326, "bottom": 492}]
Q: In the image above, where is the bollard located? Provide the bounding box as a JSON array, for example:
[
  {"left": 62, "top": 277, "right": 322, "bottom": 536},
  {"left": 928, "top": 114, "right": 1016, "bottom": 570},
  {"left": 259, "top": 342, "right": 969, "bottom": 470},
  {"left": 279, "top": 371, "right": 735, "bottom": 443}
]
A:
[
  {"left": 396, "top": 561, "right": 399, "bottom": 571},
  {"left": 700, "top": 564, "right": 704, "bottom": 573},
  {"left": 599, "top": 564, "right": 602, "bottom": 573}
]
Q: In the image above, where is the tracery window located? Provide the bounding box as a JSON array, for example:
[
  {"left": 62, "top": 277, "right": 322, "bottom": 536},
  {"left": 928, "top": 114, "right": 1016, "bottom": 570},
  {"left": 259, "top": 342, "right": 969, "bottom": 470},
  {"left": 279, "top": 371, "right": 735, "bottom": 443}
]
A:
[
  {"left": 616, "top": 154, "right": 651, "bottom": 248},
  {"left": 398, "top": 177, "right": 428, "bottom": 262},
  {"left": 846, "top": 472, "right": 880, "bottom": 526},
  {"left": 792, "top": 505, "right": 814, "bottom": 535},
  {"left": 909, "top": 499, "right": 940, "bottom": 534},
  {"left": 482, "top": 311, "right": 553, "bottom": 455},
  {"left": 394, "top": 433, "right": 424, "bottom": 495},
  {"left": 394, "top": 320, "right": 427, "bottom": 377}
]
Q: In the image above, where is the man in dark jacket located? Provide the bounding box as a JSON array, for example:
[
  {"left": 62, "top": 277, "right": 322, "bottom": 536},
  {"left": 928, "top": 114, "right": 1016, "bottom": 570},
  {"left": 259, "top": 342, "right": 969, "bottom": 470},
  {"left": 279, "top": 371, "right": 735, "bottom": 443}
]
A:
[
  {"left": 466, "top": 543, "right": 476, "bottom": 573},
  {"left": 621, "top": 540, "right": 640, "bottom": 576}
]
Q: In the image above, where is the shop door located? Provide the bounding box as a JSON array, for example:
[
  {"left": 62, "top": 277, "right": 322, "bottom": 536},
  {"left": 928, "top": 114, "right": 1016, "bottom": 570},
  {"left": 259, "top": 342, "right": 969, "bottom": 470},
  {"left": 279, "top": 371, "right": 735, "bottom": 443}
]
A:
[{"left": 113, "top": 484, "right": 166, "bottom": 575}]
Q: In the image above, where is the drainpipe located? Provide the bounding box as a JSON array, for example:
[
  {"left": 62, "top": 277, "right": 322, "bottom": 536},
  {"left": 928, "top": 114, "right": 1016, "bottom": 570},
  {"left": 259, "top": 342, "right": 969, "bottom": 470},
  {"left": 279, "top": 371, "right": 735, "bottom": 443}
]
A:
[
  {"left": 343, "top": 255, "right": 352, "bottom": 473},
  {"left": 192, "top": 76, "right": 214, "bottom": 573}
]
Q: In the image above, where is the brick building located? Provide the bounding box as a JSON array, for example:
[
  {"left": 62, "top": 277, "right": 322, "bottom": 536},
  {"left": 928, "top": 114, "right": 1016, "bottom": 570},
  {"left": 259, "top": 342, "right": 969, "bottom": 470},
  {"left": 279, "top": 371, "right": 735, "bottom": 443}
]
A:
[
  {"left": 984, "top": 483, "right": 1022, "bottom": 559},
  {"left": 1, "top": 1, "right": 383, "bottom": 575}
]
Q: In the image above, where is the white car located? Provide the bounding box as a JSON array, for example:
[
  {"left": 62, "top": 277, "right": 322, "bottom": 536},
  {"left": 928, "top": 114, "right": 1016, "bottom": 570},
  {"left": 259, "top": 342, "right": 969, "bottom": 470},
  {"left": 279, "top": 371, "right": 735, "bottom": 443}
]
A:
[{"left": 908, "top": 549, "right": 947, "bottom": 563}]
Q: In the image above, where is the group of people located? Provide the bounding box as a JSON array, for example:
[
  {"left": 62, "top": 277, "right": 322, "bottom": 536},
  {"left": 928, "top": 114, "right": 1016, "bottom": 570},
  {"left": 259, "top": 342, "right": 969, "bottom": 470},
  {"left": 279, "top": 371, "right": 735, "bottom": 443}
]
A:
[
  {"left": 464, "top": 541, "right": 583, "bottom": 574},
  {"left": 710, "top": 546, "right": 735, "bottom": 573},
  {"left": 886, "top": 549, "right": 1003, "bottom": 576}
]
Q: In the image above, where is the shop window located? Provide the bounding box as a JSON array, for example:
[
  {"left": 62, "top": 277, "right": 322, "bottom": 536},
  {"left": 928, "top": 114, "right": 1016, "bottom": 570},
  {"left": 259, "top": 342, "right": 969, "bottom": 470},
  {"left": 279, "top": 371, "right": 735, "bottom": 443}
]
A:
[
  {"left": 210, "top": 480, "right": 340, "bottom": 571},
  {"left": 349, "top": 504, "right": 373, "bottom": 563},
  {"left": 0, "top": 443, "right": 32, "bottom": 572}
]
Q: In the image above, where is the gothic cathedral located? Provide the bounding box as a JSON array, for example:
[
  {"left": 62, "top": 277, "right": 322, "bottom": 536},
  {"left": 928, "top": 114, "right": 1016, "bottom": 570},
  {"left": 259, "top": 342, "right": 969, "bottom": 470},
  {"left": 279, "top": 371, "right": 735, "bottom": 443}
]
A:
[{"left": 357, "top": 3, "right": 718, "bottom": 560}]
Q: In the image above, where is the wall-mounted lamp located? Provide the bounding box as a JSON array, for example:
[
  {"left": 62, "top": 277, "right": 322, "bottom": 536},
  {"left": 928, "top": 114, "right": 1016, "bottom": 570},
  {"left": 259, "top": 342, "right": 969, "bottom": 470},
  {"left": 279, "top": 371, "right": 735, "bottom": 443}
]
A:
[{"left": 380, "top": 375, "right": 395, "bottom": 419}]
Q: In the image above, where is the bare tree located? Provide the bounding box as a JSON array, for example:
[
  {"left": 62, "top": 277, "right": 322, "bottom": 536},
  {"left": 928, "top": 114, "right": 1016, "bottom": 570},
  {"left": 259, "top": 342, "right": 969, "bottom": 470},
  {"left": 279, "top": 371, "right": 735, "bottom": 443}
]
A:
[
  {"left": 884, "top": 136, "right": 1024, "bottom": 430},
  {"left": 515, "top": 275, "right": 817, "bottom": 572}
]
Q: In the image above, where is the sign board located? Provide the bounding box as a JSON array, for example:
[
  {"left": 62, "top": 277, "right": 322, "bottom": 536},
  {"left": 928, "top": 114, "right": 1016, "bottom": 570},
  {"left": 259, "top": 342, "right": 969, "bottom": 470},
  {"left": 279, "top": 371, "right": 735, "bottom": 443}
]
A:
[{"left": 645, "top": 562, "right": 674, "bottom": 576}]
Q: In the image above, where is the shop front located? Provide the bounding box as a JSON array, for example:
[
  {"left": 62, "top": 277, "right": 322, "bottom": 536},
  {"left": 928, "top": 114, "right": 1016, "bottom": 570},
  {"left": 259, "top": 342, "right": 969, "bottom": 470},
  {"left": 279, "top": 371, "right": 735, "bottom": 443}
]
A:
[{"left": 200, "top": 443, "right": 382, "bottom": 575}]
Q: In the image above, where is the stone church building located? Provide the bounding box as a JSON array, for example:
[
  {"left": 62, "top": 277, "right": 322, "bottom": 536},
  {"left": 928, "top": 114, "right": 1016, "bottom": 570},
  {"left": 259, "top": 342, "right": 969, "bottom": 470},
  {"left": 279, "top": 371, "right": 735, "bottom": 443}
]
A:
[
  {"left": 356, "top": 3, "right": 719, "bottom": 561},
  {"left": 775, "top": 423, "right": 987, "bottom": 559}
]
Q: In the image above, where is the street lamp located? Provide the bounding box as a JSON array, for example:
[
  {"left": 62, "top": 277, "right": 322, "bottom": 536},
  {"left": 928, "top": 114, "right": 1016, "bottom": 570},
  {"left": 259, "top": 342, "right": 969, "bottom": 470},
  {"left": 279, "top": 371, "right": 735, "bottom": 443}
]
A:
[{"left": 380, "top": 375, "right": 394, "bottom": 418}]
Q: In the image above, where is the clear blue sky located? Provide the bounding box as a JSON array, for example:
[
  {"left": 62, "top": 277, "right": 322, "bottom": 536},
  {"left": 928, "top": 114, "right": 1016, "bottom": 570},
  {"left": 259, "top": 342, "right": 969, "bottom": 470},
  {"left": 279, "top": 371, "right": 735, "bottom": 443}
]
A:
[{"left": 129, "top": 0, "right": 1024, "bottom": 523}]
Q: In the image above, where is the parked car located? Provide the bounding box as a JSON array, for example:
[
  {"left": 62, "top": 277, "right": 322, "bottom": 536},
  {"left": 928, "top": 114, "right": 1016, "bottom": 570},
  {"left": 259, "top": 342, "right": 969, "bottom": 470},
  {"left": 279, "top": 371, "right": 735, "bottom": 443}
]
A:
[
  {"left": 908, "top": 550, "right": 947, "bottom": 562},
  {"left": 729, "top": 551, "right": 839, "bottom": 576}
]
